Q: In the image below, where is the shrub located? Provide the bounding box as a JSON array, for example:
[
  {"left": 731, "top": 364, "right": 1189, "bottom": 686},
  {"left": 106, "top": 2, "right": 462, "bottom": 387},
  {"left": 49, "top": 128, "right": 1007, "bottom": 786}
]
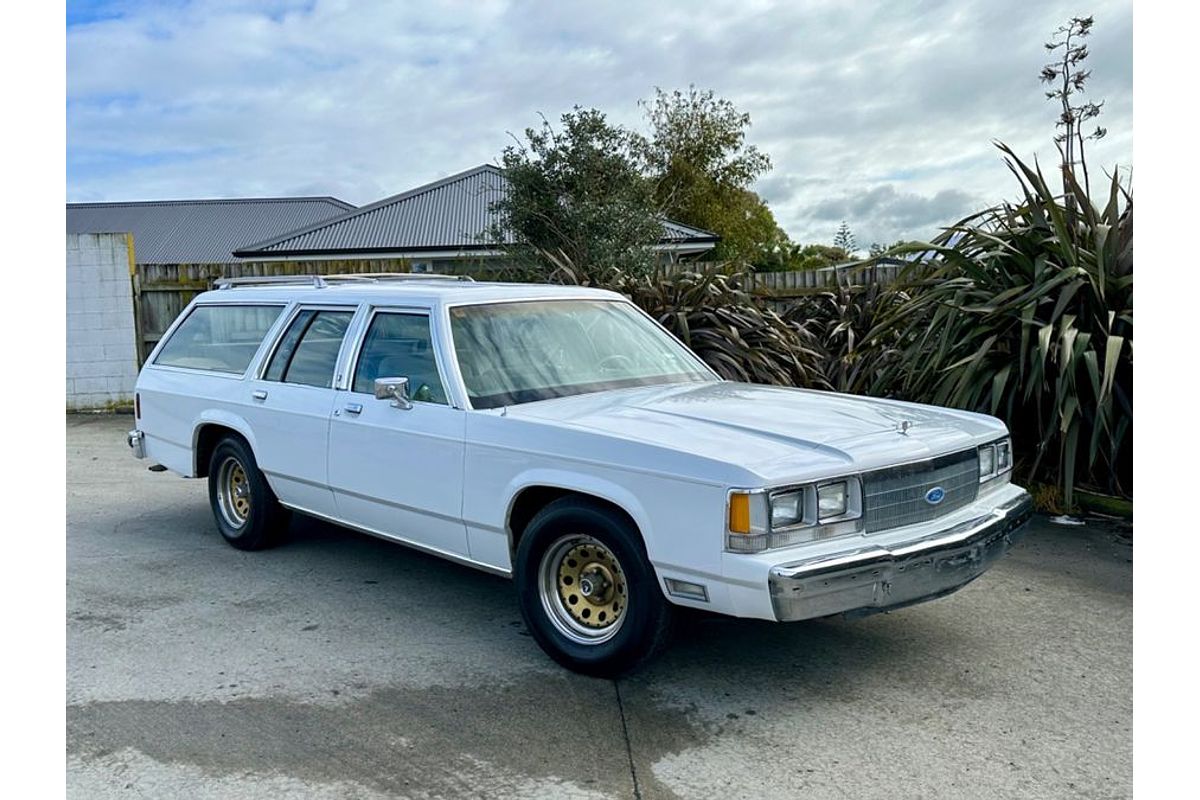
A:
[
  {"left": 870, "top": 144, "right": 1132, "bottom": 505},
  {"left": 613, "top": 269, "right": 830, "bottom": 388},
  {"left": 783, "top": 281, "right": 910, "bottom": 394}
]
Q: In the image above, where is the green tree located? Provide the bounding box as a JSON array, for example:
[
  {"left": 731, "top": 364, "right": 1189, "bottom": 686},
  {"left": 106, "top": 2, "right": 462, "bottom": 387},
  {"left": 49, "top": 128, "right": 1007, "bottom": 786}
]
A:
[
  {"left": 755, "top": 242, "right": 849, "bottom": 272},
  {"left": 639, "top": 86, "right": 779, "bottom": 262},
  {"left": 489, "top": 108, "right": 662, "bottom": 283},
  {"left": 869, "top": 239, "right": 925, "bottom": 259},
  {"left": 832, "top": 221, "right": 857, "bottom": 256}
]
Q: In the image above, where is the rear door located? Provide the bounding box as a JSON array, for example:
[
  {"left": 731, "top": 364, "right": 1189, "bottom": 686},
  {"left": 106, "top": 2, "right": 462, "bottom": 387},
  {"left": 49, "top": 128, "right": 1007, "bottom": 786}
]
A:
[
  {"left": 242, "top": 304, "right": 360, "bottom": 517},
  {"left": 327, "top": 307, "right": 469, "bottom": 557}
]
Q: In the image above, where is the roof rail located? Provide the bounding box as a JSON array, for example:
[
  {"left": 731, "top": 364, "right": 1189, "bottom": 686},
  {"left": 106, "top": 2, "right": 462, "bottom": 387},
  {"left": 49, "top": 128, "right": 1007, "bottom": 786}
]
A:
[
  {"left": 323, "top": 273, "right": 475, "bottom": 283},
  {"left": 214, "top": 275, "right": 331, "bottom": 289},
  {"left": 213, "top": 273, "right": 475, "bottom": 290}
]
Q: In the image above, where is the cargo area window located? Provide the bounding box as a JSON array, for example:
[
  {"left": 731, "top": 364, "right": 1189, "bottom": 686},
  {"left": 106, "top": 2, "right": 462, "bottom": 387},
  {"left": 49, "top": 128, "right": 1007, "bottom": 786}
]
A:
[{"left": 154, "top": 304, "right": 284, "bottom": 374}]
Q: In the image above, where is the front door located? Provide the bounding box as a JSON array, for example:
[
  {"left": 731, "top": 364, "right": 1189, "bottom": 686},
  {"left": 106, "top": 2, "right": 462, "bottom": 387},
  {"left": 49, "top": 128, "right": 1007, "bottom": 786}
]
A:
[{"left": 328, "top": 309, "right": 469, "bottom": 557}]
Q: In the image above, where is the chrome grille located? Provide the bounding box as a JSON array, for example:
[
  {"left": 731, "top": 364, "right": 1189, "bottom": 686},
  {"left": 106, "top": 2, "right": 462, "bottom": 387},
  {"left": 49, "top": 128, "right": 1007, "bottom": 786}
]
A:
[{"left": 862, "top": 449, "right": 979, "bottom": 532}]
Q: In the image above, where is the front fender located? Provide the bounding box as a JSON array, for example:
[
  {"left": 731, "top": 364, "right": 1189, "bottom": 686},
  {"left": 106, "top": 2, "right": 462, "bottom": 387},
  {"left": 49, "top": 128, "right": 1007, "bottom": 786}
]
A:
[{"left": 502, "top": 468, "right": 657, "bottom": 556}]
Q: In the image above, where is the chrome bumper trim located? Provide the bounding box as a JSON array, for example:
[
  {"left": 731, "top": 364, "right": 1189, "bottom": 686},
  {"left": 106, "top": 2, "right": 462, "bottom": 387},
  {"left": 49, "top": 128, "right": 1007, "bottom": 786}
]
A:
[
  {"left": 768, "top": 491, "right": 1033, "bottom": 622},
  {"left": 127, "top": 429, "right": 145, "bottom": 459}
]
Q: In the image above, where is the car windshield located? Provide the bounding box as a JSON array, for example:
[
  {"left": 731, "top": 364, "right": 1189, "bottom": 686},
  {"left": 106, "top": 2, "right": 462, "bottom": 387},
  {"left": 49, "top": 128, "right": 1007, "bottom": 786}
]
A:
[{"left": 449, "top": 299, "right": 717, "bottom": 409}]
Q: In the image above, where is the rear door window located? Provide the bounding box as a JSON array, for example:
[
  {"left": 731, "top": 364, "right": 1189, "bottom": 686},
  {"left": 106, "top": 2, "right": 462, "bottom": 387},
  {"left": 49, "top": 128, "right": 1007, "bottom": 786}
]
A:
[
  {"left": 154, "top": 304, "right": 284, "bottom": 374},
  {"left": 263, "top": 309, "right": 355, "bottom": 388}
]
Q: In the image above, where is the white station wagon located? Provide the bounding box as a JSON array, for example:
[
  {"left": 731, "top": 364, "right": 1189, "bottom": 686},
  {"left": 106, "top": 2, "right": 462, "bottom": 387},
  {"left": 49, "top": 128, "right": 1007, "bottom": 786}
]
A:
[{"left": 128, "top": 275, "right": 1032, "bottom": 675}]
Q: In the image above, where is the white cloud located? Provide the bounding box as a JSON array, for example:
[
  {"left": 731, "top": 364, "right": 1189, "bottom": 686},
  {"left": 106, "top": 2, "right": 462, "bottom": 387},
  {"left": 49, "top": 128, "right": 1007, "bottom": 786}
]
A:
[{"left": 67, "top": 0, "right": 1132, "bottom": 245}]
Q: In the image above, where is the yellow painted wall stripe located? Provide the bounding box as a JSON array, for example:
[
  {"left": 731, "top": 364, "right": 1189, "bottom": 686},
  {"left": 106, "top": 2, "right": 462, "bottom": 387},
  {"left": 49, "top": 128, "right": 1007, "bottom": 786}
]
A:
[{"left": 126, "top": 232, "right": 136, "bottom": 276}]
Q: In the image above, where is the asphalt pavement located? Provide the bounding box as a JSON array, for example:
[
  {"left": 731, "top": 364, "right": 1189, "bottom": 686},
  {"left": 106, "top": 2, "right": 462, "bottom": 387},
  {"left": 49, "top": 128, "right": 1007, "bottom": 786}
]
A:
[{"left": 67, "top": 414, "right": 1132, "bottom": 799}]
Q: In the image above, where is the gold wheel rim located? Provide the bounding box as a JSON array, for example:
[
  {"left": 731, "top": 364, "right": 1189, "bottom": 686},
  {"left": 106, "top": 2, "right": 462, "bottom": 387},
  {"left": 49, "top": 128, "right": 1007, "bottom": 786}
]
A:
[
  {"left": 555, "top": 541, "right": 626, "bottom": 631},
  {"left": 217, "top": 456, "right": 252, "bottom": 528},
  {"left": 228, "top": 462, "right": 250, "bottom": 520}
]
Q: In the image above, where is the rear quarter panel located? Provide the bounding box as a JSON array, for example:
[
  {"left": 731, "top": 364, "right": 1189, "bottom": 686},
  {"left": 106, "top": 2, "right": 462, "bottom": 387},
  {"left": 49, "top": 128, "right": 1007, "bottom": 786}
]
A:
[{"left": 136, "top": 366, "right": 257, "bottom": 476}]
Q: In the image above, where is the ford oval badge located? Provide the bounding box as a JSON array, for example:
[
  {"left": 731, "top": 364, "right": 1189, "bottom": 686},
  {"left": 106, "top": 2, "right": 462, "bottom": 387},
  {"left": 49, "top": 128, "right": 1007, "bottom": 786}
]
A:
[{"left": 925, "top": 486, "right": 946, "bottom": 505}]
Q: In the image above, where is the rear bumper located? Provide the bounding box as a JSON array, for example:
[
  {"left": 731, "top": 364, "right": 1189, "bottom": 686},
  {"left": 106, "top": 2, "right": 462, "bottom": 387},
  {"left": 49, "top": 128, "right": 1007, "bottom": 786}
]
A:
[
  {"left": 127, "top": 429, "right": 145, "bottom": 459},
  {"left": 768, "top": 490, "right": 1033, "bottom": 622}
]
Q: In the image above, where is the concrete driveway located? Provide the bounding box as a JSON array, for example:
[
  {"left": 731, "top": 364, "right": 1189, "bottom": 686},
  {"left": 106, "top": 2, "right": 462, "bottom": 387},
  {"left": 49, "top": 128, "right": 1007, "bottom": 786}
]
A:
[{"left": 67, "top": 414, "right": 1132, "bottom": 799}]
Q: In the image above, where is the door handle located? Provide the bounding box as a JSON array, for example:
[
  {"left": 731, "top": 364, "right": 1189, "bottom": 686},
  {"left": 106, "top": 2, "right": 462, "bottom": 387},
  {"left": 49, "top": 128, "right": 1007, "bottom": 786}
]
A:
[
  {"left": 252, "top": 390, "right": 268, "bottom": 401},
  {"left": 344, "top": 403, "right": 363, "bottom": 415}
]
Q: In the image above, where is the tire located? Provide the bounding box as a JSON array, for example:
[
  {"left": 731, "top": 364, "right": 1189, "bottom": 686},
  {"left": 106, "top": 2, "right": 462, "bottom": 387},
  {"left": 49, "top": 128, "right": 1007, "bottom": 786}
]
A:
[
  {"left": 207, "top": 435, "right": 290, "bottom": 551},
  {"left": 514, "top": 497, "right": 673, "bottom": 677}
]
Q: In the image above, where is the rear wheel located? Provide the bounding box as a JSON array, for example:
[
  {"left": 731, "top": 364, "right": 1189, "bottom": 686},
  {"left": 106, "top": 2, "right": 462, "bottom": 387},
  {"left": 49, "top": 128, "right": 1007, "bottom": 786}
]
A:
[
  {"left": 207, "top": 436, "right": 289, "bottom": 550},
  {"left": 515, "top": 497, "right": 673, "bottom": 676}
]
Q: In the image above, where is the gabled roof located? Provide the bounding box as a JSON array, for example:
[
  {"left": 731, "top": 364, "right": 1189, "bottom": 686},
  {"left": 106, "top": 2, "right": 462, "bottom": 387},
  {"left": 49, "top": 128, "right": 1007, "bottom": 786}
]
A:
[
  {"left": 660, "top": 218, "right": 720, "bottom": 243},
  {"left": 67, "top": 196, "right": 355, "bottom": 264},
  {"left": 234, "top": 165, "right": 719, "bottom": 258},
  {"left": 236, "top": 165, "right": 509, "bottom": 257}
]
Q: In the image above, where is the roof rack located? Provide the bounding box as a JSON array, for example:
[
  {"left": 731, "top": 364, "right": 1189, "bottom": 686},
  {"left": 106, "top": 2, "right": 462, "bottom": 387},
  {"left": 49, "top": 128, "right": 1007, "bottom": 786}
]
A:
[
  {"left": 213, "top": 273, "right": 475, "bottom": 290},
  {"left": 326, "top": 273, "right": 474, "bottom": 283},
  {"left": 214, "top": 275, "right": 330, "bottom": 289}
]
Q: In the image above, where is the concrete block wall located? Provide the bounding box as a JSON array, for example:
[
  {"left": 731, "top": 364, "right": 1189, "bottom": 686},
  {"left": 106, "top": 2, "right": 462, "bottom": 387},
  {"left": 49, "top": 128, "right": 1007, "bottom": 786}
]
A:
[{"left": 67, "top": 233, "right": 140, "bottom": 410}]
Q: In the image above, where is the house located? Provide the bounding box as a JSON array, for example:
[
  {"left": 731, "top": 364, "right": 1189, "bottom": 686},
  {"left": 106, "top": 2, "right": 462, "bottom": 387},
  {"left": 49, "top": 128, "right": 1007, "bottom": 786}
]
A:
[
  {"left": 233, "top": 164, "right": 719, "bottom": 272},
  {"left": 67, "top": 196, "right": 356, "bottom": 266}
]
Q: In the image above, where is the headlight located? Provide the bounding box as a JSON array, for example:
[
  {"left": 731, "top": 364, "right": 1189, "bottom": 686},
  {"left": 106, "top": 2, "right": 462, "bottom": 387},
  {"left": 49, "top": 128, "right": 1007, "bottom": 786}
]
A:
[
  {"left": 728, "top": 477, "right": 862, "bottom": 553},
  {"left": 996, "top": 439, "right": 1012, "bottom": 472},
  {"left": 818, "top": 482, "right": 848, "bottom": 520},
  {"left": 979, "top": 437, "right": 1013, "bottom": 484},
  {"left": 770, "top": 490, "right": 804, "bottom": 528},
  {"left": 978, "top": 444, "right": 996, "bottom": 480}
]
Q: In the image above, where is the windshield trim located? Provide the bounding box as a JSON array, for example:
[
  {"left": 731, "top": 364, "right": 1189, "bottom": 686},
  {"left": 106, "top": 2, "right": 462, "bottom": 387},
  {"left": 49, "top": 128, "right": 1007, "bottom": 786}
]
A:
[{"left": 442, "top": 296, "right": 720, "bottom": 411}]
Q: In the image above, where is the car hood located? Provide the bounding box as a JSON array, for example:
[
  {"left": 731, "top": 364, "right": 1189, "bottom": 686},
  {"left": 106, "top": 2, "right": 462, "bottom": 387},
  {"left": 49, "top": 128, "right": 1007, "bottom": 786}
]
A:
[{"left": 505, "top": 381, "right": 1006, "bottom": 483}]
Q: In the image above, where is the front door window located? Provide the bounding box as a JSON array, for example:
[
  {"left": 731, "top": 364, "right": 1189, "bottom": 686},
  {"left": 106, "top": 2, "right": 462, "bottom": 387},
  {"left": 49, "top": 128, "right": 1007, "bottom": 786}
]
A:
[{"left": 351, "top": 312, "right": 447, "bottom": 404}]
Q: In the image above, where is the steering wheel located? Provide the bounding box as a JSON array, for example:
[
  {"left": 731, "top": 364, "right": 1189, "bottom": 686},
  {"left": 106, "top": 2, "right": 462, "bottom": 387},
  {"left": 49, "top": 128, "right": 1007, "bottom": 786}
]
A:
[{"left": 598, "top": 354, "right": 634, "bottom": 373}]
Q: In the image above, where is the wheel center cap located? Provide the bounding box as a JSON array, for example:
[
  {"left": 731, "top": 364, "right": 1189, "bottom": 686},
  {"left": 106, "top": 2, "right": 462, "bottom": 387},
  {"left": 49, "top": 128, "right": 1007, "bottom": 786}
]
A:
[{"left": 578, "top": 566, "right": 611, "bottom": 601}]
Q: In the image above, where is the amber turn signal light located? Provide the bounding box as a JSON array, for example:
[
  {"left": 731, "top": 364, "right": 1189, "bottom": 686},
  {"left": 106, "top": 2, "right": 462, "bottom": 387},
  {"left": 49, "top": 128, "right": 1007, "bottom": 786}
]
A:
[{"left": 728, "top": 492, "right": 751, "bottom": 534}]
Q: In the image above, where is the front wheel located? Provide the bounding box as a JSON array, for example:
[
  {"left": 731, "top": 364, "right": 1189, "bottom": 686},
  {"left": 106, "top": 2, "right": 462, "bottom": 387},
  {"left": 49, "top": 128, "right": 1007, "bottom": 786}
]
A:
[
  {"left": 207, "top": 435, "right": 289, "bottom": 550},
  {"left": 514, "top": 497, "right": 673, "bottom": 676}
]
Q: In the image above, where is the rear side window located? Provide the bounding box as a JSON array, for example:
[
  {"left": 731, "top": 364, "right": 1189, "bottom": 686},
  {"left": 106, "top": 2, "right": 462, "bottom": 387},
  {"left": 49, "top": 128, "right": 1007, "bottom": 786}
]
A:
[
  {"left": 263, "top": 309, "right": 355, "bottom": 388},
  {"left": 154, "top": 304, "right": 284, "bottom": 374}
]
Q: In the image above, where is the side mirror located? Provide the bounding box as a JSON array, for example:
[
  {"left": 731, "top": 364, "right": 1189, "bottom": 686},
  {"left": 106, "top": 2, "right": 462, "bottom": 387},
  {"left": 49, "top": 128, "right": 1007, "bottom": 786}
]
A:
[{"left": 374, "top": 377, "right": 413, "bottom": 410}]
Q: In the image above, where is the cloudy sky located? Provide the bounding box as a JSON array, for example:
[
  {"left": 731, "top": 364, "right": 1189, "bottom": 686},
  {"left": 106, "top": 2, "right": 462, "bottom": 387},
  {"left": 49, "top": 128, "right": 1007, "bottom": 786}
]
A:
[{"left": 66, "top": 0, "right": 1132, "bottom": 248}]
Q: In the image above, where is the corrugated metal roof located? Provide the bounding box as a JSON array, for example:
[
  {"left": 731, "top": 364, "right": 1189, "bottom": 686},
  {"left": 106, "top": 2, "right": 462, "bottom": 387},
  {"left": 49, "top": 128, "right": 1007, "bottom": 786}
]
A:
[
  {"left": 67, "top": 196, "right": 355, "bottom": 264},
  {"left": 659, "top": 218, "right": 720, "bottom": 242},
  {"left": 236, "top": 165, "right": 510, "bottom": 256},
  {"left": 235, "top": 165, "right": 719, "bottom": 257}
]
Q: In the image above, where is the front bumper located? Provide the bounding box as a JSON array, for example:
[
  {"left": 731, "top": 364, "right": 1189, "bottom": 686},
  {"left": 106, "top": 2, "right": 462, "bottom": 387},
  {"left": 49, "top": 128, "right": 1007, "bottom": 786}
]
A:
[
  {"left": 768, "top": 490, "right": 1033, "bottom": 622},
  {"left": 127, "top": 429, "right": 145, "bottom": 459}
]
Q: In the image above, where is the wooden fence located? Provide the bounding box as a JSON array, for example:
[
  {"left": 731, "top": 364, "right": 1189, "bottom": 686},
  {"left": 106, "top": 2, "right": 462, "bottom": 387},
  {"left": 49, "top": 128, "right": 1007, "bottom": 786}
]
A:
[
  {"left": 130, "top": 258, "right": 915, "bottom": 364},
  {"left": 745, "top": 262, "right": 907, "bottom": 296}
]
